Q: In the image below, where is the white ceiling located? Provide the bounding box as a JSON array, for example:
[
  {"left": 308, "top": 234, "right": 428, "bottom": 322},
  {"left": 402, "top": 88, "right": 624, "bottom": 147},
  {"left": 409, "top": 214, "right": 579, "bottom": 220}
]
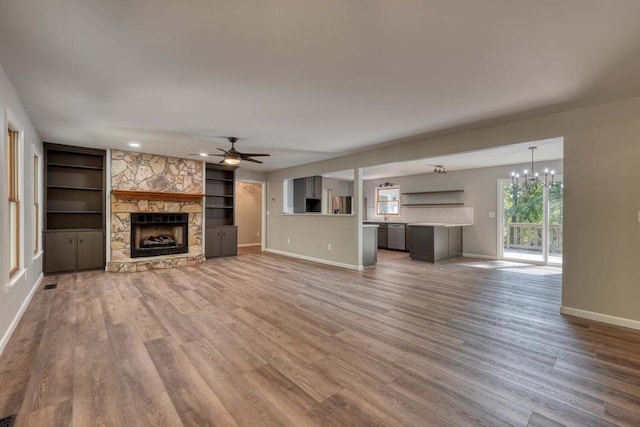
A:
[
  {"left": 323, "top": 137, "right": 563, "bottom": 180},
  {"left": 1, "top": 1, "right": 639, "bottom": 172}
]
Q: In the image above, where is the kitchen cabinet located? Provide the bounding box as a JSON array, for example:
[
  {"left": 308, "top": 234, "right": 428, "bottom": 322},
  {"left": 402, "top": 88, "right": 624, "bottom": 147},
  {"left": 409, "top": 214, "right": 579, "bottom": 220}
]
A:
[
  {"left": 44, "top": 230, "right": 105, "bottom": 273},
  {"left": 205, "top": 225, "right": 237, "bottom": 258},
  {"left": 293, "top": 175, "right": 323, "bottom": 213},
  {"left": 407, "top": 225, "right": 462, "bottom": 262},
  {"left": 305, "top": 176, "right": 322, "bottom": 199},
  {"left": 377, "top": 223, "right": 388, "bottom": 248}
]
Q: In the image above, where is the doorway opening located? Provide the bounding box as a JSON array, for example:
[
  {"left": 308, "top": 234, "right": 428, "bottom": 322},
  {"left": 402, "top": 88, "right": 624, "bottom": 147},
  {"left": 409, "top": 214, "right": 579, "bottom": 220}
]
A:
[
  {"left": 235, "top": 181, "right": 266, "bottom": 252},
  {"left": 499, "top": 176, "right": 563, "bottom": 265}
]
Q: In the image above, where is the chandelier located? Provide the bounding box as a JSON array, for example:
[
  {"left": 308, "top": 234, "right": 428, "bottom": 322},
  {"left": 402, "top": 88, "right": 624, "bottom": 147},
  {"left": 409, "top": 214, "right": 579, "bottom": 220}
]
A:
[
  {"left": 433, "top": 165, "right": 446, "bottom": 175},
  {"left": 511, "top": 146, "right": 554, "bottom": 188}
]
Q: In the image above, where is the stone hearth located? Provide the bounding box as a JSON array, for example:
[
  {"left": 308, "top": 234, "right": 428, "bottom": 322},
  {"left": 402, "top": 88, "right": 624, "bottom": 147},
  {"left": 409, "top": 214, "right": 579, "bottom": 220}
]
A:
[{"left": 107, "top": 150, "right": 204, "bottom": 272}]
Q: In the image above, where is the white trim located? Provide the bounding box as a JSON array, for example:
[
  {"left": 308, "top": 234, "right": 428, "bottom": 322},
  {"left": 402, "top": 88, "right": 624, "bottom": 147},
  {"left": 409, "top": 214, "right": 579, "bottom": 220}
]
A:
[
  {"left": 265, "top": 248, "right": 362, "bottom": 271},
  {"left": 4, "top": 268, "right": 26, "bottom": 294},
  {"left": 462, "top": 252, "right": 497, "bottom": 260},
  {"left": 238, "top": 243, "right": 261, "bottom": 248},
  {"left": 0, "top": 272, "right": 42, "bottom": 356},
  {"left": 236, "top": 178, "right": 267, "bottom": 251},
  {"left": 560, "top": 306, "right": 640, "bottom": 331}
]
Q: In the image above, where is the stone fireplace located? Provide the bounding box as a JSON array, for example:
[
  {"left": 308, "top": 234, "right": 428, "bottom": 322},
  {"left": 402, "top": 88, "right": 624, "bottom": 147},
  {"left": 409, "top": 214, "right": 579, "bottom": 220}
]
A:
[
  {"left": 107, "top": 150, "right": 205, "bottom": 272},
  {"left": 130, "top": 213, "right": 189, "bottom": 258}
]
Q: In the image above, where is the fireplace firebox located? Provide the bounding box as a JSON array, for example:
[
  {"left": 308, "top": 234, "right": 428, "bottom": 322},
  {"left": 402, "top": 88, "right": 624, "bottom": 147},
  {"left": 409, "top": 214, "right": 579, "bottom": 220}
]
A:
[{"left": 131, "top": 213, "right": 188, "bottom": 258}]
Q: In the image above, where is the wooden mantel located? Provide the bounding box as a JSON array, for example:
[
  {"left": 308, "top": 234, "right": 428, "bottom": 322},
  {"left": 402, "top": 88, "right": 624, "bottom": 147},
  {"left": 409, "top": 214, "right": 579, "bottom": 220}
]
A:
[{"left": 111, "top": 189, "right": 204, "bottom": 202}]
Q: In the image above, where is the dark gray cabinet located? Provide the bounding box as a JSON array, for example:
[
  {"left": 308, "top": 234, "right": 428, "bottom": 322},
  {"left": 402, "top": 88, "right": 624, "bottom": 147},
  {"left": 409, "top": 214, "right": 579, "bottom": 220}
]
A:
[
  {"left": 205, "top": 226, "right": 237, "bottom": 258},
  {"left": 293, "top": 176, "right": 322, "bottom": 213},
  {"left": 45, "top": 230, "right": 104, "bottom": 273},
  {"left": 377, "top": 224, "right": 388, "bottom": 248},
  {"left": 407, "top": 225, "right": 462, "bottom": 263},
  {"left": 205, "top": 164, "right": 237, "bottom": 258},
  {"left": 44, "top": 143, "right": 106, "bottom": 274}
]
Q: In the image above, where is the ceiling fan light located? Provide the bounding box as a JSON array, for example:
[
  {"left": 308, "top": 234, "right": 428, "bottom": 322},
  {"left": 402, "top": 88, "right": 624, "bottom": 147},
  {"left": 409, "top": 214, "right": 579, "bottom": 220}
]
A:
[
  {"left": 199, "top": 153, "right": 208, "bottom": 157},
  {"left": 224, "top": 157, "right": 240, "bottom": 165}
]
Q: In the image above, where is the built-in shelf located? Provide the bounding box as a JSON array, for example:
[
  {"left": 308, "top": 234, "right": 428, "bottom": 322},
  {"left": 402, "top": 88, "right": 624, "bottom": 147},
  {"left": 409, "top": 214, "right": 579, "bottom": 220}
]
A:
[
  {"left": 111, "top": 189, "right": 204, "bottom": 201},
  {"left": 206, "top": 177, "right": 234, "bottom": 182},
  {"left": 403, "top": 203, "right": 465, "bottom": 207},
  {"left": 402, "top": 190, "right": 464, "bottom": 195},
  {"left": 48, "top": 162, "right": 103, "bottom": 170},
  {"left": 48, "top": 210, "right": 103, "bottom": 214},
  {"left": 48, "top": 185, "right": 103, "bottom": 191}
]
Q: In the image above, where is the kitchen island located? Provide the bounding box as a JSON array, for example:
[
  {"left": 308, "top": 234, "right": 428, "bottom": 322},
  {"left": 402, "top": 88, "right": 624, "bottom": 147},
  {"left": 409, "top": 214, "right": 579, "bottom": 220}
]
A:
[{"left": 407, "top": 223, "right": 468, "bottom": 263}]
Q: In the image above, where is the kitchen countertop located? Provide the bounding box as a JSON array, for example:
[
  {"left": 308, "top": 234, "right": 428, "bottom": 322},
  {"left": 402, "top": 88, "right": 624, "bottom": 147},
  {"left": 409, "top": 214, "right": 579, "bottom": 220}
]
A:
[
  {"left": 408, "top": 222, "right": 472, "bottom": 227},
  {"left": 362, "top": 224, "right": 380, "bottom": 228},
  {"left": 363, "top": 221, "right": 472, "bottom": 227}
]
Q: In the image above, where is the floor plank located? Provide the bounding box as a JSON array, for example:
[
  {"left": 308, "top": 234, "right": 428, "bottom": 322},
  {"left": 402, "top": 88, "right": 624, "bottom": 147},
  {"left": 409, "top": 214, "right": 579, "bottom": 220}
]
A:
[{"left": 1, "top": 249, "right": 639, "bottom": 426}]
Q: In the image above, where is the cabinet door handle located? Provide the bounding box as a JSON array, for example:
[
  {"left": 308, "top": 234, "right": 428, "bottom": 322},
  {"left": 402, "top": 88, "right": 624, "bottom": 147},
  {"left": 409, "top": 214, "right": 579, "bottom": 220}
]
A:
[
  {"left": 69, "top": 238, "right": 73, "bottom": 244},
  {"left": 79, "top": 238, "right": 83, "bottom": 244}
]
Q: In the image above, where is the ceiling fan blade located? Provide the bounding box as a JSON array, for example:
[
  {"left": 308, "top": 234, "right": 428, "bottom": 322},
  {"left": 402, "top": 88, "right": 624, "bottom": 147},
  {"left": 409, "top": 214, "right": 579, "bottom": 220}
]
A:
[
  {"left": 242, "top": 157, "right": 263, "bottom": 164},
  {"left": 189, "top": 153, "right": 225, "bottom": 157},
  {"left": 239, "top": 153, "right": 270, "bottom": 157}
]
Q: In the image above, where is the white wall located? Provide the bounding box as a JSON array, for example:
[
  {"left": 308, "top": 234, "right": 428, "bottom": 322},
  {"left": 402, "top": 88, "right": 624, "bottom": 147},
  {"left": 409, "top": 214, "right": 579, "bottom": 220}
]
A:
[
  {"left": 236, "top": 181, "right": 262, "bottom": 246},
  {"left": 266, "top": 95, "right": 640, "bottom": 324},
  {"left": 0, "top": 63, "right": 43, "bottom": 354},
  {"left": 364, "top": 159, "right": 563, "bottom": 257}
]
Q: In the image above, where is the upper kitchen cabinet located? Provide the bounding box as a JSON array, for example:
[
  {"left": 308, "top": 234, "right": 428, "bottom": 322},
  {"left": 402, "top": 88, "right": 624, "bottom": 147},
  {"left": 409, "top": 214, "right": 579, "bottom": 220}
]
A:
[{"left": 293, "top": 175, "right": 322, "bottom": 213}]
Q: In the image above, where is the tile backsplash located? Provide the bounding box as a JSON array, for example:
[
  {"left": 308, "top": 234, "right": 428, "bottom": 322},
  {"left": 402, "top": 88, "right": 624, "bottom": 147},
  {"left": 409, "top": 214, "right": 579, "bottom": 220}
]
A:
[{"left": 366, "top": 206, "right": 474, "bottom": 224}]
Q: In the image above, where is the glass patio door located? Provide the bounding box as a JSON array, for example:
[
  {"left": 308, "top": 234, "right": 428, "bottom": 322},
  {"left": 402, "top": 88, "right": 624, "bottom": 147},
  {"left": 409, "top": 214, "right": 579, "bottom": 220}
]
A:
[{"left": 500, "top": 177, "right": 563, "bottom": 265}]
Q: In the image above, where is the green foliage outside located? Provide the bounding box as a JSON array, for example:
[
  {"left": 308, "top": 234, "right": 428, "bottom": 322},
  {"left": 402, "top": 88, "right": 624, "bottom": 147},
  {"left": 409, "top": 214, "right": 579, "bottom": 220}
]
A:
[{"left": 503, "top": 181, "right": 563, "bottom": 224}]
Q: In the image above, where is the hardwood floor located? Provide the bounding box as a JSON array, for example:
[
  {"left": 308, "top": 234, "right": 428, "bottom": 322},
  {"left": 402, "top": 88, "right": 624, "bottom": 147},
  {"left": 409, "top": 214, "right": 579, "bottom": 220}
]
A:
[{"left": 1, "top": 249, "right": 640, "bottom": 426}]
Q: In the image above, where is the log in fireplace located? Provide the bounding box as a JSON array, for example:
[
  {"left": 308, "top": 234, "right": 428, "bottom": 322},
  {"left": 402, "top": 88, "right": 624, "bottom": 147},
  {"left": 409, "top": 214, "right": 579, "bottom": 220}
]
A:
[{"left": 130, "top": 213, "right": 188, "bottom": 258}]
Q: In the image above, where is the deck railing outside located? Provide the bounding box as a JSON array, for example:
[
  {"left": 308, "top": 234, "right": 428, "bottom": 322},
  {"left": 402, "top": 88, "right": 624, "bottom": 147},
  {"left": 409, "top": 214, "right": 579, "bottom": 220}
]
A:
[{"left": 504, "top": 222, "right": 563, "bottom": 254}]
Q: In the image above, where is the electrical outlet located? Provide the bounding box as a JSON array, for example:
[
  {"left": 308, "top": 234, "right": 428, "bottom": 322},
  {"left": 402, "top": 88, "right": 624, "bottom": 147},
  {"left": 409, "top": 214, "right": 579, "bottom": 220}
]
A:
[
  {"left": 328, "top": 243, "right": 332, "bottom": 251},
  {"left": 256, "top": 232, "right": 260, "bottom": 237},
  {"left": 287, "top": 237, "right": 290, "bottom": 244},
  {"left": 489, "top": 211, "right": 496, "bottom": 218},
  {"left": 638, "top": 210, "right": 640, "bottom": 223}
]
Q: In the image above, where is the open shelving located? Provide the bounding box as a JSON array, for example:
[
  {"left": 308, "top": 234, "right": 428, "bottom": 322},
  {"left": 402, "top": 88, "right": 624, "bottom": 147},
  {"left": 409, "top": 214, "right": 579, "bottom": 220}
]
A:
[{"left": 401, "top": 189, "right": 465, "bottom": 207}]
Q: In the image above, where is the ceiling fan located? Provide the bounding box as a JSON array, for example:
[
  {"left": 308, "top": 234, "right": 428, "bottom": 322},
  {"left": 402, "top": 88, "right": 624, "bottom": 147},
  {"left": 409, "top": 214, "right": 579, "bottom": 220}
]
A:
[{"left": 193, "top": 137, "right": 271, "bottom": 165}]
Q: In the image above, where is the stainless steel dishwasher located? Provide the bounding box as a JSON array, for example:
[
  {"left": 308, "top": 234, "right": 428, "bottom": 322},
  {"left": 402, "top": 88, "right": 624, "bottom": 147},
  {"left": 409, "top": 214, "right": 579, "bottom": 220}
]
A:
[{"left": 387, "top": 223, "right": 406, "bottom": 250}]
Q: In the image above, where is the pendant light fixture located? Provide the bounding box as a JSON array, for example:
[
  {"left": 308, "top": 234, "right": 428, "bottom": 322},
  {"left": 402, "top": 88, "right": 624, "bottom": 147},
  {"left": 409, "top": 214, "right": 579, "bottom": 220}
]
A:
[{"left": 511, "top": 146, "right": 554, "bottom": 188}]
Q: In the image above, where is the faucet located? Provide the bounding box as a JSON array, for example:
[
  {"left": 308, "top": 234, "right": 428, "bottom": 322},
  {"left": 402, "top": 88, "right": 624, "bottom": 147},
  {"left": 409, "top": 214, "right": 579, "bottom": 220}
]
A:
[{"left": 383, "top": 213, "right": 388, "bottom": 222}]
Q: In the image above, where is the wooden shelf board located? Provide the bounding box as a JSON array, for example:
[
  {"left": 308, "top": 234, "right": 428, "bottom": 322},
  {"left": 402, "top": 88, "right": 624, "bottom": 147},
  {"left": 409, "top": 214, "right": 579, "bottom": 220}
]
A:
[
  {"left": 403, "top": 203, "right": 465, "bottom": 207},
  {"left": 402, "top": 190, "right": 464, "bottom": 195},
  {"left": 48, "top": 185, "right": 102, "bottom": 191},
  {"left": 206, "top": 177, "right": 234, "bottom": 182},
  {"left": 48, "top": 162, "right": 103, "bottom": 170},
  {"left": 205, "top": 194, "right": 234, "bottom": 198},
  {"left": 48, "top": 210, "right": 103, "bottom": 214},
  {"left": 112, "top": 189, "right": 204, "bottom": 201}
]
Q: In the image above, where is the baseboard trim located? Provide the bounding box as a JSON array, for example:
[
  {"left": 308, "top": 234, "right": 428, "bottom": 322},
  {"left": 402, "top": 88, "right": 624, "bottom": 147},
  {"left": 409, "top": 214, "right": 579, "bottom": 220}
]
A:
[
  {"left": 265, "top": 248, "right": 363, "bottom": 271},
  {"left": 560, "top": 306, "right": 640, "bottom": 331},
  {"left": 462, "top": 253, "right": 497, "bottom": 260},
  {"left": 238, "top": 243, "right": 261, "bottom": 248},
  {"left": 0, "top": 272, "right": 43, "bottom": 356}
]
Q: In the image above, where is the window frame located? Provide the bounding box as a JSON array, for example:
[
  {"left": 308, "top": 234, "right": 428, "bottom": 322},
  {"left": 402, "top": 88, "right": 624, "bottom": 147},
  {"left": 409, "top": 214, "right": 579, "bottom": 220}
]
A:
[
  {"left": 7, "top": 125, "right": 20, "bottom": 278},
  {"left": 33, "top": 148, "right": 42, "bottom": 256},
  {"left": 375, "top": 186, "right": 401, "bottom": 216}
]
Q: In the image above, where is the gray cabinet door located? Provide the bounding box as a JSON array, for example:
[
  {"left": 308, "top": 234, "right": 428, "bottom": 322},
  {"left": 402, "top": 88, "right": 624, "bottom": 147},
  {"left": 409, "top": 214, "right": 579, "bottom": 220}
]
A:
[
  {"left": 45, "top": 232, "right": 76, "bottom": 273},
  {"left": 221, "top": 226, "right": 238, "bottom": 256},
  {"left": 387, "top": 224, "right": 406, "bottom": 250},
  {"left": 408, "top": 226, "right": 435, "bottom": 262},
  {"left": 378, "top": 228, "right": 388, "bottom": 248},
  {"left": 77, "top": 231, "right": 105, "bottom": 271},
  {"left": 205, "top": 228, "right": 222, "bottom": 257}
]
